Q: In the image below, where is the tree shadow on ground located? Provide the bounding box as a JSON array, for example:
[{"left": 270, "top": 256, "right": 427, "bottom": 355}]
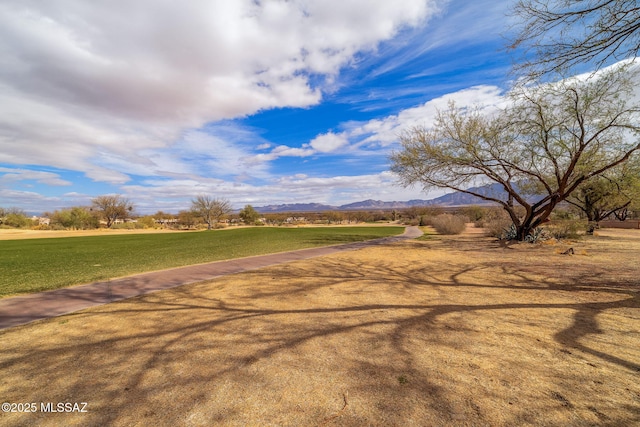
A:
[{"left": 0, "top": 238, "right": 638, "bottom": 426}]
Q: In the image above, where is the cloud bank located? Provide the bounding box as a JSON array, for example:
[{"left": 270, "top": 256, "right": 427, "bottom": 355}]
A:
[{"left": 0, "top": 0, "right": 438, "bottom": 185}]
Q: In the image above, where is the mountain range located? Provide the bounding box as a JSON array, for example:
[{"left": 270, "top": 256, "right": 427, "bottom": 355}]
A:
[{"left": 255, "top": 184, "right": 508, "bottom": 213}]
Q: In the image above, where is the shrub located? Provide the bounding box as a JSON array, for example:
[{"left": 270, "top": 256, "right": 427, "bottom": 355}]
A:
[
  {"left": 551, "top": 208, "right": 577, "bottom": 220},
  {"left": 480, "top": 208, "right": 514, "bottom": 238},
  {"left": 430, "top": 214, "right": 467, "bottom": 235},
  {"left": 48, "top": 207, "right": 100, "bottom": 230},
  {"left": 546, "top": 220, "right": 586, "bottom": 240},
  {"left": 136, "top": 216, "right": 157, "bottom": 228},
  {"left": 459, "top": 205, "right": 487, "bottom": 222},
  {"left": 485, "top": 218, "right": 512, "bottom": 238},
  {"left": 111, "top": 222, "right": 145, "bottom": 230},
  {"left": 405, "top": 218, "right": 420, "bottom": 226},
  {"left": 1, "top": 213, "right": 32, "bottom": 228},
  {"left": 500, "top": 224, "right": 549, "bottom": 242}
]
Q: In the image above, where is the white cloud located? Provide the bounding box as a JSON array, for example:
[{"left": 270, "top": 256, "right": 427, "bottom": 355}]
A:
[
  {"left": 309, "top": 132, "right": 349, "bottom": 153},
  {"left": 119, "top": 169, "right": 442, "bottom": 213},
  {"left": 0, "top": 189, "right": 61, "bottom": 212},
  {"left": 0, "top": 167, "right": 72, "bottom": 186},
  {"left": 0, "top": 0, "right": 439, "bottom": 184},
  {"left": 294, "top": 84, "right": 506, "bottom": 156},
  {"left": 246, "top": 144, "right": 317, "bottom": 163},
  {"left": 242, "top": 84, "right": 507, "bottom": 164}
]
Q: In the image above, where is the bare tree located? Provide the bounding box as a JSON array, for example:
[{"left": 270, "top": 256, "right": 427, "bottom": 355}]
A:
[
  {"left": 391, "top": 65, "right": 640, "bottom": 240},
  {"left": 91, "top": 195, "right": 133, "bottom": 228},
  {"left": 510, "top": 0, "right": 640, "bottom": 77},
  {"left": 191, "top": 195, "right": 233, "bottom": 230}
]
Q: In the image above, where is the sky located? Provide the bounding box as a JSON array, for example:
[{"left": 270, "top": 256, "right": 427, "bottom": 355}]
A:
[{"left": 1, "top": 0, "right": 531, "bottom": 214}]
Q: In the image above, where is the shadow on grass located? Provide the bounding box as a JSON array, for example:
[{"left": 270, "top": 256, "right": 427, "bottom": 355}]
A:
[{"left": 0, "top": 237, "right": 638, "bottom": 426}]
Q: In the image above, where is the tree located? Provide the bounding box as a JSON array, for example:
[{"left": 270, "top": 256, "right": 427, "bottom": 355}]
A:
[
  {"left": 351, "top": 210, "right": 373, "bottom": 223},
  {"left": 50, "top": 207, "right": 99, "bottom": 230},
  {"left": 177, "top": 210, "right": 199, "bottom": 229},
  {"left": 238, "top": 205, "right": 260, "bottom": 224},
  {"left": 191, "top": 195, "right": 232, "bottom": 230},
  {"left": 510, "top": 0, "right": 640, "bottom": 78},
  {"left": 324, "top": 210, "right": 344, "bottom": 224},
  {"left": 91, "top": 195, "right": 134, "bottom": 228},
  {"left": 566, "top": 158, "right": 640, "bottom": 223},
  {"left": 390, "top": 65, "right": 640, "bottom": 241},
  {"left": 615, "top": 189, "right": 640, "bottom": 220},
  {"left": 0, "top": 207, "right": 31, "bottom": 228}
]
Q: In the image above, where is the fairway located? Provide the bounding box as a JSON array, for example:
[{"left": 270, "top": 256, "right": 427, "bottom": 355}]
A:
[{"left": 0, "top": 226, "right": 402, "bottom": 297}]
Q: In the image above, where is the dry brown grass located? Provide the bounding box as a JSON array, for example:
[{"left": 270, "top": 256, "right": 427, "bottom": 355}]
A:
[
  {"left": 0, "top": 228, "right": 639, "bottom": 426},
  {"left": 0, "top": 227, "right": 187, "bottom": 240}
]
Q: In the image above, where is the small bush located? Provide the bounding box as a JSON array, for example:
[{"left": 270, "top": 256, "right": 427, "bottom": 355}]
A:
[
  {"left": 484, "top": 218, "right": 511, "bottom": 238},
  {"left": 459, "top": 205, "right": 487, "bottom": 222},
  {"left": 480, "top": 208, "right": 513, "bottom": 238},
  {"left": 1, "top": 213, "right": 32, "bottom": 228},
  {"left": 31, "top": 224, "right": 51, "bottom": 231},
  {"left": 137, "top": 216, "right": 157, "bottom": 229},
  {"left": 546, "top": 220, "right": 585, "bottom": 240},
  {"left": 430, "top": 214, "right": 467, "bottom": 235},
  {"left": 551, "top": 208, "right": 577, "bottom": 220},
  {"left": 111, "top": 222, "right": 145, "bottom": 230}
]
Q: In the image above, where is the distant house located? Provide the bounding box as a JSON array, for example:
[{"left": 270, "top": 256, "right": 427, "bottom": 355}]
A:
[
  {"left": 31, "top": 216, "right": 50, "bottom": 226},
  {"left": 113, "top": 218, "right": 138, "bottom": 224},
  {"left": 286, "top": 217, "right": 307, "bottom": 223},
  {"left": 154, "top": 218, "right": 178, "bottom": 225}
]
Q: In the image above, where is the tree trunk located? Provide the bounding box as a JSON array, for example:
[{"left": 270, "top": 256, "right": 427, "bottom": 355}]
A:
[{"left": 516, "top": 224, "right": 531, "bottom": 241}]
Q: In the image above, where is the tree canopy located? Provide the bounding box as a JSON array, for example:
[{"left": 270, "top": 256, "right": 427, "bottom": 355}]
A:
[
  {"left": 49, "top": 207, "right": 99, "bottom": 230},
  {"left": 391, "top": 64, "right": 640, "bottom": 240},
  {"left": 510, "top": 0, "right": 640, "bottom": 77},
  {"left": 191, "top": 195, "right": 233, "bottom": 230},
  {"left": 91, "top": 195, "right": 133, "bottom": 228},
  {"left": 567, "top": 157, "right": 640, "bottom": 222},
  {"left": 239, "top": 205, "right": 260, "bottom": 224}
]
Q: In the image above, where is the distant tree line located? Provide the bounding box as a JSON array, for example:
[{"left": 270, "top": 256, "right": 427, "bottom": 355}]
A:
[{"left": 2, "top": 194, "right": 639, "bottom": 233}]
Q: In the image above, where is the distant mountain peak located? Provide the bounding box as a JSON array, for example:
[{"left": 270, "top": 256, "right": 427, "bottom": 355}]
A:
[{"left": 253, "top": 185, "right": 506, "bottom": 213}]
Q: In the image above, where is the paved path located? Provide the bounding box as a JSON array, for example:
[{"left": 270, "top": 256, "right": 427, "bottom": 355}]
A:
[{"left": 0, "top": 226, "right": 422, "bottom": 330}]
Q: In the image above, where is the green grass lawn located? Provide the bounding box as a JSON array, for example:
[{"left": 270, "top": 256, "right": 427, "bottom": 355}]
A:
[{"left": 0, "top": 226, "right": 402, "bottom": 297}]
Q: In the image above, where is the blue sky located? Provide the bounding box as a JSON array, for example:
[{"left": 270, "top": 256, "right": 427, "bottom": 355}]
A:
[{"left": 1, "top": 0, "right": 523, "bottom": 214}]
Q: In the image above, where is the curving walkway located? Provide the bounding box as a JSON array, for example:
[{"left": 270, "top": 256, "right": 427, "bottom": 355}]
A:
[{"left": 0, "top": 226, "right": 422, "bottom": 330}]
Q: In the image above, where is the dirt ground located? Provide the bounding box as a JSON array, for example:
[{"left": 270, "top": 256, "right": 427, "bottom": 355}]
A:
[
  {"left": 0, "top": 223, "right": 391, "bottom": 240},
  {"left": 0, "top": 228, "right": 190, "bottom": 240},
  {"left": 0, "top": 227, "right": 638, "bottom": 426}
]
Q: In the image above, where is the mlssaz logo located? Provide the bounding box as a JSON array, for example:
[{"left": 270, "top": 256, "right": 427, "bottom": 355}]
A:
[{"left": 40, "top": 402, "right": 88, "bottom": 413}]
